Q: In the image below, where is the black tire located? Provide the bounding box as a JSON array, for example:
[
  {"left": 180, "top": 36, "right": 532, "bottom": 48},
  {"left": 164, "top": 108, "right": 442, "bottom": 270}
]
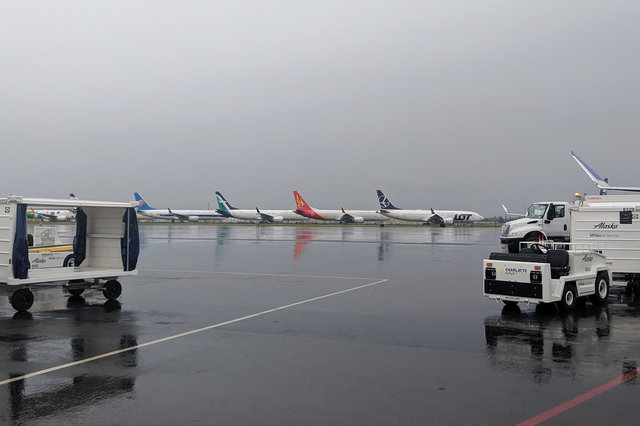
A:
[
  {"left": 63, "top": 254, "right": 75, "bottom": 267},
  {"left": 103, "top": 280, "right": 122, "bottom": 300},
  {"left": 67, "top": 288, "right": 84, "bottom": 296},
  {"left": 523, "top": 233, "right": 544, "bottom": 249},
  {"left": 591, "top": 272, "right": 610, "bottom": 305},
  {"left": 10, "top": 288, "right": 34, "bottom": 312},
  {"left": 503, "top": 300, "right": 519, "bottom": 307},
  {"left": 559, "top": 283, "right": 578, "bottom": 312},
  {"left": 507, "top": 241, "right": 520, "bottom": 253},
  {"left": 67, "top": 279, "right": 85, "bottom": 296}
]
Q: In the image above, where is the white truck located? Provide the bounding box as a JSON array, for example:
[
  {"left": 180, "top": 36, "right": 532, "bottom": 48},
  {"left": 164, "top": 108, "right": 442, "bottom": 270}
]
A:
[
  {"left": 500, "top": 201, "right": 572, "bottom": 253},
  {"left": 486, "top": 194, "right": 640, "bottom": 310},
  {"left": 28, "top": 227, "right": 75, "bottom": 270},
  {"left": 0, "top": 195, "right": 140, "bottom": 312}
]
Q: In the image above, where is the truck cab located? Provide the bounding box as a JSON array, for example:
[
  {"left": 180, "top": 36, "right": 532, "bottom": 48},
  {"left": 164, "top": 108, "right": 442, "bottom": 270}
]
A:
[{"left": 501, "top": 201, "right": 571, "bottom": 253}]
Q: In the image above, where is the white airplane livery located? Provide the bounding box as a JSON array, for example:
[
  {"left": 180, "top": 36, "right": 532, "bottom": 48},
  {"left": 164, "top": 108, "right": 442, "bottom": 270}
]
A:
[
  {"left": 293, "top": 191, "right": 387, "bottom": 223},
  {"left": 134, "top": 192, "right": 225, "bottom": 222},
  {"left": 215, "top": 191, "right": 304, "bottom": 223},
  {"left": 27, "top": 193, "right": 78, "bottom": 221},
  {"left": 376, "top": 189, "right": 484, "bottom": 226}
]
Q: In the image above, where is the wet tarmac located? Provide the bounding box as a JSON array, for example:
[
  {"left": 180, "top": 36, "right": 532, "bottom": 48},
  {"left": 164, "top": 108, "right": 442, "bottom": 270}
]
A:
[{"left": 2, "top": 224, "right": 640, "bottom": 425}]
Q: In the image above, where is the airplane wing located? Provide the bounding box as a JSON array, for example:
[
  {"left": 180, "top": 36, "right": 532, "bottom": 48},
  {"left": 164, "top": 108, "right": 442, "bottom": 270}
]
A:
[
  {"left": 256, "top": 208, "right": 274, "bottom": 223},
  {"left": 166, "top": 208, "right": 182, "bottom": 220},
  {"left": 338, "top": 208, "right": 356, "bottom": 224},
  {"left": 424, "top": 210, "right": 443, "bottom": 225},
  {"left": 39, "top": 212, "right": 59, "bottom": 221},
  {"left": 571, "top": 151, "right": 640, "bottom": 192},
  {"left": 502, "top": 204, "right": 525, "bottom": 217}
]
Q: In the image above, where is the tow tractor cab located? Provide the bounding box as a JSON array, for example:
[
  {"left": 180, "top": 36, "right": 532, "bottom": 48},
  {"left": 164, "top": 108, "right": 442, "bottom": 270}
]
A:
[
  {"left": 483, "top": 243, "right": 611, "bottom": 311},
  {"left": 501, "top": 201, "right": 571, "bottom": 253},
  {"left": 0, "top": 195, "right": 139, "bottom": 312}
]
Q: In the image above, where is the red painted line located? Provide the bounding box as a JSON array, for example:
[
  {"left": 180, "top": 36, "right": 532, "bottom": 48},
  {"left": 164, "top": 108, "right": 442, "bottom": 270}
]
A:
[{"left": 517, "top": 368, "right": 640, "bottom": 426}]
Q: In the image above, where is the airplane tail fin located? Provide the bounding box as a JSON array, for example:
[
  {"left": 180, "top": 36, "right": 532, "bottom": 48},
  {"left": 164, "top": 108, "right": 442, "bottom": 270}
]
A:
[
  {"left": 69, "top": 193, "right": 78, "bottom": 200},
  {"left": 293, "top": 191, "right": 314, "bottom": 213},
  {"left": 215, "top": 193, "right": 233, "bottom": 217},
  {"left": 134, "top": 192, "right": 155, "bottom": 210},
  {"left": 376, "top": 189, "right": 400, "bottom": 210},
  {"left": 215, "top": 192, "right": 238, "bottom": 210}
]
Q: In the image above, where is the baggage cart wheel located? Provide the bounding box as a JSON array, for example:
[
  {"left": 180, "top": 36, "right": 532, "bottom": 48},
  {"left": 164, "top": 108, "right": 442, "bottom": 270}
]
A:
[
  {"left": 559, "top": 283, "right": 578, "bottom": 312},
  {"left": 67, "top": 279, "right": 85, "bottom": 296},
  {"left": 103, "top": 280, "right": 122, "bottom": 301},
  {"left": 10, "top": 288, "right": 34, "bottom": 312},
  {"left": 591, "top": 272, "right": 610, "bottom": 306}
]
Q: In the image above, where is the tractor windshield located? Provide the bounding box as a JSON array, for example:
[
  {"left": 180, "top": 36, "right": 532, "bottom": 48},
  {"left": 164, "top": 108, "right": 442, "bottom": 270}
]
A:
[{"left": 526, "top": 203, "right": 548, "bottom": 219}]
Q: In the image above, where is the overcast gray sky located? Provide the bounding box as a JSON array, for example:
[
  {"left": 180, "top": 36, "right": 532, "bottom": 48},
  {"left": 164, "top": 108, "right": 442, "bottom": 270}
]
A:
[{"left": 2, "top": 1, "right": 639, "bottom": 216}]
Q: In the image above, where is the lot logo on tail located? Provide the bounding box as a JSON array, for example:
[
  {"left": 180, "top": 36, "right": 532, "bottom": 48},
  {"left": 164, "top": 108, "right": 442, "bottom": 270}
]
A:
[{"left": 379, "top": 195, "right": 391, "bottom": 208}]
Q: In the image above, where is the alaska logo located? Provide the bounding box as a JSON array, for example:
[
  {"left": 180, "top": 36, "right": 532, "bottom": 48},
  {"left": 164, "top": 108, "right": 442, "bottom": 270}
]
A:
[
  {"left": 594, "top": 222, "right": 618, "bottom": 229},
  {"left": 296, "top": 195, "right": 305, "bottom": 209}
]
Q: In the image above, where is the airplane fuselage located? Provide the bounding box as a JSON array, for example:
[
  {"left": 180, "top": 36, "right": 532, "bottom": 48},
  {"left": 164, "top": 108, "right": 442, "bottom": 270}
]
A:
[
  {"left": 137, "top": 209, "right": 224, "bottom": 221},
  {"left": 228, "top": 209, "right": 304, "bottom": 222},
  {"left": 379, "top": 209, "right": 483, "bottom": 223}
]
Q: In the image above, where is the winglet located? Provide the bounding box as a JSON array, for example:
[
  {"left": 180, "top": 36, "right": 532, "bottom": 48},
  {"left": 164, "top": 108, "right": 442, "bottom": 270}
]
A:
[
  {"left": 570, "top": 151, "right": 609, "bottom": 190},
  {"left": 502, "top": 204, "right": 525, "bottom": 217},
  {"left": 376, "top": 189, "right": 400, "bottom": 210}
]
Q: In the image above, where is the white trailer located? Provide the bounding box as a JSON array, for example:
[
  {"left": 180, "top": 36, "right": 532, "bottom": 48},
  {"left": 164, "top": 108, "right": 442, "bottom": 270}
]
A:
[
  {"left": 571, "top": 194, "right": 640, "bottom": 288},
  {"left": 0, "top": 195, "right": 139, "bottom": 312}
]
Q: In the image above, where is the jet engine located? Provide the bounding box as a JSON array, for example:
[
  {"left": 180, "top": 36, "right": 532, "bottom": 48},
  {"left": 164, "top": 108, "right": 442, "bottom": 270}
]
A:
[
  {"left": 188, "top": 216, "right": 200, "bottom": 222},
  {"left": 271, "top": 216, "right": 284, "bottom": 223}
]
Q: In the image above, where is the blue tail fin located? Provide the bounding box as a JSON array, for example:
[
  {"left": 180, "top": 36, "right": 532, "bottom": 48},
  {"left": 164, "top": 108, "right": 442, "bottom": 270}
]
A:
[
  {"left": 134, "top": 192, "right": 155, "bottom": 210},
  {"left": 215, "top": 191, "right": 238, "bottom": 210},
  {"left": 376, "top": 189, "right": 400, "bottom": 210}
]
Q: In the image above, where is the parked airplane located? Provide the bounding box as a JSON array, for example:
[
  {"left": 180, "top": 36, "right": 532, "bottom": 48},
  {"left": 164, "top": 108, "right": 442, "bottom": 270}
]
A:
[
  {"left": 215, "top": 191, "right": 304, "bottom": 223},
  {"left": 134, "top": 192, "right": 225, "bottom": 222},
  {"left": 293, "top": 191, "right": 387, "bottom": 223},
  {"left": 27, "top": 193, "right": 78, "bottom": 221},
  {"left": 376, "top": 189, "right": 484, "bottom": 226},
  {"left": 570, "top": 151, "right": 640, "bottom": 193}
]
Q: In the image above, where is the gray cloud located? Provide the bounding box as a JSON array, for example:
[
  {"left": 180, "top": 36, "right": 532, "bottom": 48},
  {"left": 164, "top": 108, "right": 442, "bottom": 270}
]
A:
[{"left": 2, "top": 1, "right": 639, "bottom": 215}]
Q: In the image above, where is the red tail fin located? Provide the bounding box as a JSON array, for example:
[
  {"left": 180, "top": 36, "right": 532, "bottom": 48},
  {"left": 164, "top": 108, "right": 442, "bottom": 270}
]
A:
[{"left": 293, "top": 191, "right": 313, "bottom": 212}]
